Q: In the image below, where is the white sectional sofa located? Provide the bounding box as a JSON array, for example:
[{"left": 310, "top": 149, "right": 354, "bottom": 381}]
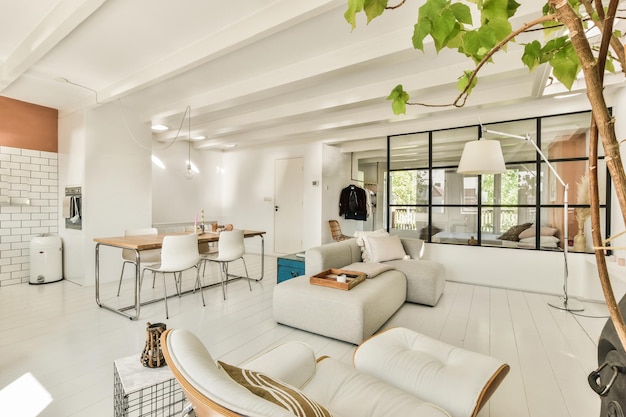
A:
[{"left": 273, "top": 237, "right": 445, "bottom": 344}]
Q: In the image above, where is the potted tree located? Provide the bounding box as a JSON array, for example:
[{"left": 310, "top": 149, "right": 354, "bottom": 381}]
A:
[{"left": 346, "top": 0, "right": 626, "bottom": 411}]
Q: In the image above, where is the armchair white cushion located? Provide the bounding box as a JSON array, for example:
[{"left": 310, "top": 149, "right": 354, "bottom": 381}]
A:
[
  {"left": 353, "top": 328, "right": 510, "bottom": 417},
  {"left": 162, "top": 328, "right": 451, "bottom": 417}
]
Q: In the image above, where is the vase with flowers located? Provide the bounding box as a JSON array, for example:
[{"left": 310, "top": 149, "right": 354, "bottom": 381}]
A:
[{"left": 574, "top": 174, "right": 590, "bottom": 252}]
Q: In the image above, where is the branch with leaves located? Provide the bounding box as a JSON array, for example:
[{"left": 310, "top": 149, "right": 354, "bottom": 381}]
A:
[{"left": 347, "top": 0, "right": 625, "bottom": 115}]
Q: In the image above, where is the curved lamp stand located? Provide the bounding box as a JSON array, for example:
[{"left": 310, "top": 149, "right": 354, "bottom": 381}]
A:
[{"left": 458, "top": 127, "right": 584, "bottom": 313}]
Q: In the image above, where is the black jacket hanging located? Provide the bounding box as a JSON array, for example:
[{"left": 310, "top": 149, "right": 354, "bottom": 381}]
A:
[{"left": 339, "top": 185, "right": 367, "bottom": 220}]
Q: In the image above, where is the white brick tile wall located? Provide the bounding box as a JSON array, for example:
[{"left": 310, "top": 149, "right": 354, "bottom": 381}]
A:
[{"left": 0, "top": 146, "right": 59, "bottom": 286}]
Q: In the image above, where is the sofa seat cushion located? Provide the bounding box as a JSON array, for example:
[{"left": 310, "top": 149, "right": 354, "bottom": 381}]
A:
[
  {"left": 273, "top": 272, "right": 406, "bottom": 344},
  {"left": 302, "top": 357, "right": 450, "bottom": 417},
  {"left": 384, "top": 259, "right": 445, "bottom": 306},
  {"left": 353, "top": 328, "right": 509, "bottom": 417},
  {"left": 340, "top": 262, "right": 393, "bottom": 279}
]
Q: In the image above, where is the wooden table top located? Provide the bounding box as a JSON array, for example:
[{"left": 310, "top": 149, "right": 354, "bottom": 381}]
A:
[{"left": 94, "top": 230, "right": 265, "bottom": 250}]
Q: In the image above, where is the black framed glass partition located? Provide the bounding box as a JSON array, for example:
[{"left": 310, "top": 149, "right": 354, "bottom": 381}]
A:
[{"left": 386, "top": 110, "right": 610, "bottom": 252}]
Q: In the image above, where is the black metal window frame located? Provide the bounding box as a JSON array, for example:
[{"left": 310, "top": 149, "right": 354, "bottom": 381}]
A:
[{"left": 385, "top": 109, "right": 611, "bottom": 251}]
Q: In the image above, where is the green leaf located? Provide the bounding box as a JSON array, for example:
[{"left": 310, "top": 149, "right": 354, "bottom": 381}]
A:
[
  {"left": 414, "top": 0, "right": 448, "bottom": 49},
  {"left": 387, "top": 85, "right": 410, "bottom": 115},
  {"left": 482, "top": 0, "right": 509, "bottom": 24},
  {"left": 506, "top": 0, "right": 521, "bottom": 18},
  {"left": 344, "top": 0, "right": 365, "bottom": 30},
  {"left": 412, "top": 20, "right": 432, "bottom": 51},
  {"left": 343, "top": 0, "right": 387, "bottom": 29},
  {"left": 487, "top": 16, "right": 512, "bottom": 43},
  {"left": 606, "top": 57, "right": 616, "bottom": 74},
  {"left": 450, "top": 3, "right": 472, "bottom": 25},
  {"left": 462, "top": 26, "right": 496, "bottom": 62},
  {"left": 522, "top": 40, "right": 542, "bottom": 71},
  {"left": 457, "top": 70, "right": 478, "bottom": 94},
  {"left": 364, "top": 0, "right": 388, "bottom": 23},
  {"left": 431, "top": 10, "right": 459, "bottom": 51},
  {"left": 549, "top": 43, "right": 581, "bottom": 90}
]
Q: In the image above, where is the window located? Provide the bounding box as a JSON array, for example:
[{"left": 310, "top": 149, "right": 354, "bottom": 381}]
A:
[{"left": 387, "top": 111, "right": 609, "bottom": 252}]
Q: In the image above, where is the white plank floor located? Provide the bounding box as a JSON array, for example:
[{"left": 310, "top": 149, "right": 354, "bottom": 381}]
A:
[{"left": 0, "top": 254, "right": 610, "bottom": 417}]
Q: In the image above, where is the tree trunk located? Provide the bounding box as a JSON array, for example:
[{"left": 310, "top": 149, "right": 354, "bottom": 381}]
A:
[{"left": 550, "top": 0, "right": 626, "bottom": 350}]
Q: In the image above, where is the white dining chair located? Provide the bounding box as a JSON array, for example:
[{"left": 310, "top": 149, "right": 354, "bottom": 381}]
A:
[
  {"left": 116, "top": 227, "right": 161, "bottom": 296},
  {"left": 142, "top": 233, "right": 203, "bottom": 319},
  {"left": 201, "top": 229, "right": 251, "bottom": 300}
]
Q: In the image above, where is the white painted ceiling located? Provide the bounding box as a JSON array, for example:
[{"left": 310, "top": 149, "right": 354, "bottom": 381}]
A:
[{"left": 1, "top": 0, "right": 623, "bottom": 154}]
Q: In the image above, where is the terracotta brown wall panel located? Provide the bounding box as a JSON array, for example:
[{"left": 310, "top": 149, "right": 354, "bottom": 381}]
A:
[{"left": 0, "top": 96, "right": 58, "bottom": 152}]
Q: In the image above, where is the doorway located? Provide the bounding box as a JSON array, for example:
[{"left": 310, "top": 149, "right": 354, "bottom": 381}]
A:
[{"left": 274, "top": 158, "right": 303, "bottom": 254}]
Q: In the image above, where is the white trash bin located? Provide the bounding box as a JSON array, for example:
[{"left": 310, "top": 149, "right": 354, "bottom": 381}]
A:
[{"left": 29, "top": 236, "right": 63, "bottom": 284}]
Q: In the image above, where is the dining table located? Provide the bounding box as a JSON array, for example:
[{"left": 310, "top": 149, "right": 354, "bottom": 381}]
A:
[{"left": 94, "top": 230, "right": 265, "bottom": 320}]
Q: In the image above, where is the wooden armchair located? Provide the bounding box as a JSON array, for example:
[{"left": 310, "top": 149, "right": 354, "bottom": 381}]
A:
[{"left": 328, "top": 220, "right": 351, "bottom": 242}]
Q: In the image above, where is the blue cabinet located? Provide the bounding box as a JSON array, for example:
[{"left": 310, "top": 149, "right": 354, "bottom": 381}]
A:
[{"left": 277, "top": 253, "right": 305, "bottom": 283}]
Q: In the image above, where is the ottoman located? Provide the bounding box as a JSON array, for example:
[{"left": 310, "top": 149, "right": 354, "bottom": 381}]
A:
[
  {"left": 353, "top": 327, "right": 510, "bottom": 417},
  {"left": 273, "top": 272, "right": 407, "bottom": 345}
]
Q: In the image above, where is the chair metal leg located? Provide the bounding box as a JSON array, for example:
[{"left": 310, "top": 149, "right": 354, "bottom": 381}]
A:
[
  {"left": 171, "top": 272, "right": 182, "bottom": 297},
  {"left": 240, "top": 257, "right": 251, "bottom": 292},
  {"left": 116, "top": 260, "right": 133, "bottom": 296},
  {"left": 194, "top": 266, "right": 205, "bottom": 307},
  {"left": 220, "top": 262, "right": 227, "bottom": 300},
  {"left": 162, "top": 273, "right": 169, "bottom": 319}
]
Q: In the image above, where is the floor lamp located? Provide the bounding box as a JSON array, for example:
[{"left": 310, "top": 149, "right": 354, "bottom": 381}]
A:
[{"left": 457, "top": 128, "right": 584, "bottom": 312}]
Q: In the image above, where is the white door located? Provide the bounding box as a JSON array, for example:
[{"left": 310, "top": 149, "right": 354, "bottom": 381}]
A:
[{"left": 274, "top": 158, "right": 303, "bottom": 254}]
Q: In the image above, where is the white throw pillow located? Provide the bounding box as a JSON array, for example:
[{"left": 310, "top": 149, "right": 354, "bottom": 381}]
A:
[
  {"left": 363, "top": 235, "right": 407, "bottom": 263},
  {"left": 354, "top": 229, "right": 389, "bottom": 262},
  {"left": 519, "top": 235, "right": 559, "bottom": 248}
]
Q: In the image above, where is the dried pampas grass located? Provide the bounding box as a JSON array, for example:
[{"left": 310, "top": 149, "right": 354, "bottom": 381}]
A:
[{"left": 576, "top": 174, "right": 591, "bottom": 229}]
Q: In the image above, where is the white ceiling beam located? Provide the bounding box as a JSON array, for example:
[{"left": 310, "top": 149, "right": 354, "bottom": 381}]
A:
[
  {"left": 0, "top": 0, "right": 106, "bottom": 92},
  {"left": 92, "top": 0, "right": 345, "bottom": 105}
]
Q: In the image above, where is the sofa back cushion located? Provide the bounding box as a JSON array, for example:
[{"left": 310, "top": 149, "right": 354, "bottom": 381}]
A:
[{"left": 305, "top": 238, "right": 361, "bottom": 276}]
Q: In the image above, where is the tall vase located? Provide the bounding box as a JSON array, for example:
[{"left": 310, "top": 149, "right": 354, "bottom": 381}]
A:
[
  {"left": 140, "top": 322, "right": 167, "bottom": 368},
  {"left": 573, "top": 227, "right": 586, "bottom": 252}
]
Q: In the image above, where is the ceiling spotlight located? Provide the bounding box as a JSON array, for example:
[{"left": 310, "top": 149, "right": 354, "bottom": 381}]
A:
[{"left": 151, "top": 124, "right": 169, "bottom": 132}]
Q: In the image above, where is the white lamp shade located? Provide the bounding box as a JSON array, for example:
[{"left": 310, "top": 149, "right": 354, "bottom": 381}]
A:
[{"left": 457, "top": 139, "right": 506, "bottom": 174}]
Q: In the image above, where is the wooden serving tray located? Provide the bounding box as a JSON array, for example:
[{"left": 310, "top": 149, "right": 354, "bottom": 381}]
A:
[{"left": 310, "top": 268, "right": 366, "bottom": 290}]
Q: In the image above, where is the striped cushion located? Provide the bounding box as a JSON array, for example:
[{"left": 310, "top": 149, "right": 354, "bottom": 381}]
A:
[{"left": 218, "top": 361, "right": 332, "bottom": 417}]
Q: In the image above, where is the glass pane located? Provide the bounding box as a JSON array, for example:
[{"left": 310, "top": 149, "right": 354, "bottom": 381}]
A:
[
  {"left": 433, "top": 126, "right": 477, "bottom": 168},
  {"left": 389, "top": 170, "right": 429, "bottom": 205},
  {"left": 539, "top": 207, "right": 572, "bottom": 250},
  {"left": 541, "top": 111, "right": 597, "bottom": 158},
  {"left": 437, "top": 168, "right": 466, "bottom": 205},
  {"left": 482, "top": 119, "right": 537, "bottom": 162},
  {"left": 430, "top": 207, "right": 479, "bottom": 245},
  {"left": 389, "top": 133, "right": 429, "bottom": 170},
  {"left": 539, "top": 160, "right": 604, "bottom": 204},
  {"left": 481, "top": 164, "right": 537, "bottom": 205},
  {"left": 390, "top": 206, "right": 428, "bottom": 232},
  {"left": 480, "top": 206, "right": 536, "bottom": 236},
  {"left": 538, "top": 206, "right": 606, "bottom": 252}
]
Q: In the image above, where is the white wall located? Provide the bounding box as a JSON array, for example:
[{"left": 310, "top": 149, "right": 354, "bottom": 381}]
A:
[
  {"left": 59, "top": 103, "right": 152, "bottom": 285},
  {"left": 58, "top": 109, "right": 86, "bottom": 284},
  {"left": 220, "top": 141, "right": 323, "bottom": 255},
  {"left": 151, "top": 141, "right": 222, "bottom": 225}
]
